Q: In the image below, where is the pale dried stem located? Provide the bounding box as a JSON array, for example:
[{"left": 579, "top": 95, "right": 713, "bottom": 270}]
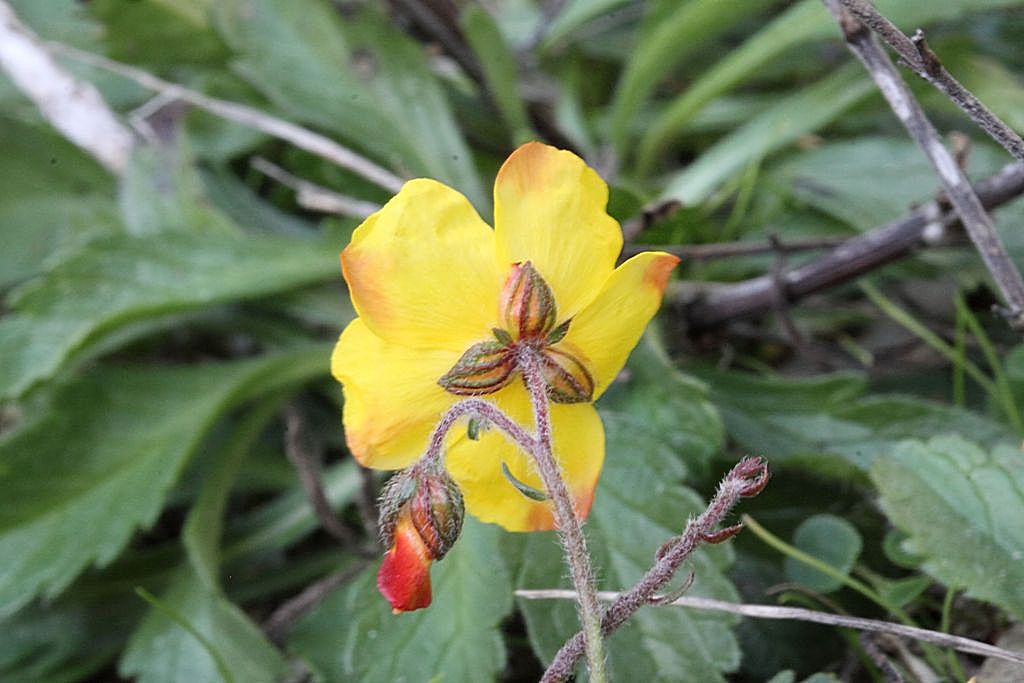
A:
[
  {"left": 251, "top": 157, "right": 381, "bottom": 219},
  {"left": 49, "top": 42, "right": 405, "bottom": 193},
  {"left": 837, "top": 0, "right": 1024, "bottom": 164},
  {"left": 0, "top": 0, "right": 133, "bottom": 173},
  {"left": 516, "top": 589, "right": 1024, "bottom": 668},
  {"left": 822, "top": 0, "right": 1024, "bottom": 330}
]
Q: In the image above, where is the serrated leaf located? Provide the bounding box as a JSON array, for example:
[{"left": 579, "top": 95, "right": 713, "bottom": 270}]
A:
[
  {"left": 212, "top": 0, "right": 486, "bottom": 209},
  {"left": 0, "top": 231, "right": 338, "bottom": 399},
  {"left": 518, "top": 411, "right": 740, "bottom": 681},
  {"left": 0, "top": 344, "right": 331, "bottom": 616},
  {"left": 784, "top": 514, "right": 862, "bottom": 593},
  {"left": 871, "top": 435, "right": 1024, "bottom": 619},
  {"left": 120, "top": 565, "right": 286, "bottom": 683},
  {"left": 288, "top": 518, "right": 512, "bottom": 682},
  {"left": 692, "top": 366, "right": 1015, "bottom": 470}
]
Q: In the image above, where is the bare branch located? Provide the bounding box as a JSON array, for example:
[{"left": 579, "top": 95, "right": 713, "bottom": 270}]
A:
[
  {"left": 822, "top": 0, "right": 1024, "bottom": 330},
  {"left": 623, "top": 235, "right": 850, "bottom": 261},
  {"left": 683, "top": 162, "right": 1024, "bottom": 328},
  {"left": 837, "top": 0, "right": 1024, "bottom": 164},
  {"left": 515, "top": 589, "right": 1024, "bottom": 668},
  {"left": 284, "top": 405, "right": 366, "bottom": 551},
  {"left": 251, "top": 157, "right": 380, "bottom": 219},
  {"left": 0, "top": 1, "right": 133, "bottom": 173},
  {"left": 49, "top": 43, "right": 405, "bottom": 193},
  {"left": 263, "top": 561, "right": 369, "bottom": 645}
]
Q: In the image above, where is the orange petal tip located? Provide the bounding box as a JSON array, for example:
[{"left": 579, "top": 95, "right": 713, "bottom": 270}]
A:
[{"left": 643, "top": 253, "right": 681, "bottom": 293}]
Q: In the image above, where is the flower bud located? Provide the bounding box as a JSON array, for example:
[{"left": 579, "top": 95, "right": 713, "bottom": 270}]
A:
[
  {"left": 376, "top": 465, "right": 465, "bottom": 613},
  {"left": 500, "top": 261, "right": 558, "bottom": 340},
  {"left": 539, "top": 347, "right": 595, "bottom": 403},
  {"left": 438, "top": 340, "right": 516, "bottom": 396}
]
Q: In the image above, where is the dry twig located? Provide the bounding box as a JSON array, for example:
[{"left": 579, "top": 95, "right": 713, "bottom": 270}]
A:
[
  {"left": 837, "top": 0, "right": 1024, "bottom": 164},
  {"left": 283, "top": 405, "right": 367, "bottom": 552},
  {"left": 822, "top": 0, "right": 1024, "bottom": 329},
  {"left": 683, "top": 161, "right": 1024, "bottom": 328},
  {"left": 0, "top": 0, "right": 133, "bottom": 173},
  {"left": 515, "top": 589, "right": 1024, "bottom": 669},
  {"left": 251, "top": 157, "right": 381, "bottom": 219},
  {"left": 263, "top": 561, "right": 370, "bottom": 645},
  {"left": 50, "top": 43, "right": 405, "bottom": 193}
]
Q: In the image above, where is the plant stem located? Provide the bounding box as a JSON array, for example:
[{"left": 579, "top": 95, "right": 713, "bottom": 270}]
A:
[{"left": 517, "top": 346, "right": 608, "bottom": 683}]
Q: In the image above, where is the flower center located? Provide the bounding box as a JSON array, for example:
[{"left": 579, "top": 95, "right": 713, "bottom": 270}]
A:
[{"left": 437, "top": 261, "right": 594, "bottom": 403}]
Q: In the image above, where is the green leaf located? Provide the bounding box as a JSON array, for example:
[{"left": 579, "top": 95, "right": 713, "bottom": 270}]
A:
[
  {"left": 871, "top": 435, "right": 1024, "bottom": 620},
  {"left": 773, "top": 137, "right": 1007, "bottom": 231},
  {"left": 638, "top": 0, "right": 1024, "bottom": 171},
  {"left": 120, "top": 566, "right": 286, "bottom": 683},
  {"left": 600, "top": 332, "right": 724, "bottom": 479},
  {"left": 461, "top": 5, "right": 533, "bottom": 142},
  {"left": 212, "top": 0, "right": 486, "bottom": 208},
  {"left": 118, "top": 138, "right": 239, "bottom": 236},
  {"left": 518, "top": 411, "right": 740, "bottom": 681},
  {"left": 0, "top": 344, "right": 331, "bottom": 615},
  {"left": 608, "top": 0, "right": 778, "bottom": 152},
  {"left": 0, "top": 231, "right": 338, "bottom": 399},
  {"left": 659, "top": 63, "right": 872, "bottom": 204},
  {"left": 784, "top": 515, "right": 862, "bottom": 593},
  {"left": 692, "top": 366, "right": 1015, "bottom": 470},
  {"left": 288, "top": 518, "right": 513, "bottom": 682},
  {"left": 0, "top": 591, "right": 139, "bottom": 683}
]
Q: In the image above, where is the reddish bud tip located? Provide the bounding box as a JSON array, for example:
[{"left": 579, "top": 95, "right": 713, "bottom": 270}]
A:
[
  {"left": 377, "top": 513, "right": 434, "bottom": 613},
  {"left": 701, "top": 523, "right": 744, "bottom": 544},
  {"left": 500, "top": 261, "right": 558, "bottom": 340},
  {"left": 376, "top": 465, "right": 465, "bottom": 612},
  {"left": 732, "top": 457, "right": 770, "bottom": 497}
]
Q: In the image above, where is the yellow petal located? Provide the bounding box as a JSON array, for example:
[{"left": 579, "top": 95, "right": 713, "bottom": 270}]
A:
[
  {"left": 493, "top": 142, "right": 622, "bottom": 321},
  {"left": 445, "top": 381, "right": 605, "bottom": 532},
  {"left": 559, "top": 251, "right": 679, "bottom": 398},
  {"left": 332, "top": 319, "right": 458, "bottom": 470},
  {"left": 342, "top": 178, "right": 502, "bottom": 351}
]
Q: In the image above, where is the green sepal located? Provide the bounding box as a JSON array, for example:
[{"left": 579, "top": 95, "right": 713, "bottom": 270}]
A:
[{"left": 500, "top": 462, "right": 549, "bottom": 501}]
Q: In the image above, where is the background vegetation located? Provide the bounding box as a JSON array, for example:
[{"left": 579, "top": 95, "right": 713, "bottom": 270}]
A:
[{"left": 2, "top": 0, "right": 1024, "bottom": 681}]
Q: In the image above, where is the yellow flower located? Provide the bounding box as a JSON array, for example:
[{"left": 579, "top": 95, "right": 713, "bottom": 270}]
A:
[{"left": 332, "top": 142, "right": 678, "bottom": 532}]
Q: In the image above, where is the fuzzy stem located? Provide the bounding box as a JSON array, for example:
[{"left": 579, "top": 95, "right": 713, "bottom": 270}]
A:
[
  {"left": 421, "top": 397, "right": 536, "bottom": 468},
  {"left": 517, "top": 346, "right": 607, "bottom": 683},
  {"left": 541, "top": 457, "right": 769, "bottom": 682}
]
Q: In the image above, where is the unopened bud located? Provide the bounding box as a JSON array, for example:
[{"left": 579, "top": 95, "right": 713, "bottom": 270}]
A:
[
  {"left": 438, "top": 340, "right": 517, "bottom": 396},
  {"left": 376, "top": 464, "right": 465, "bottom": 613},
  {"left": 539, "top": 347, "right": 594, "bottom": 403},
  {"left": 500, "top": 261, "right": 558, "bottom": 340}
]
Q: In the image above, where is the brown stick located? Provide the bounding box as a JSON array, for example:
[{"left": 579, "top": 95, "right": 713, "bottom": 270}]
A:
[
  {"left": 684, "top": 162, "right": 1024, "bottom": 328},
  {"left": 837, "top": 0, "right": 1024, "bottom": 164},
  {"left": 822, "top": 0, "right": 1024, "bottom": 330}
]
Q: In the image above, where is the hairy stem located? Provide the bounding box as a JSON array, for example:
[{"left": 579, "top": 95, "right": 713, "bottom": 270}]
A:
[
  {"left": 517, "top": 347, "right": 607, "bottom": 683},
  {"left": 542, "top": 457, "right": 769, "bottom": 682}
]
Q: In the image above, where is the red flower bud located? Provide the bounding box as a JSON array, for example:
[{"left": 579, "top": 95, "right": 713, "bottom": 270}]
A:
[
  {"left": 376, "top": 465, "right": 465, "bottom": 613},
  {"left": 500, "top": 261, "right": 558, "bottom": 340}
]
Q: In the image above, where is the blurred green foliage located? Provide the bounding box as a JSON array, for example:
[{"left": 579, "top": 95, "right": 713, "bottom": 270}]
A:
[{"left": 2, "top": 0, "right": 1024, "bottom": 681}]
